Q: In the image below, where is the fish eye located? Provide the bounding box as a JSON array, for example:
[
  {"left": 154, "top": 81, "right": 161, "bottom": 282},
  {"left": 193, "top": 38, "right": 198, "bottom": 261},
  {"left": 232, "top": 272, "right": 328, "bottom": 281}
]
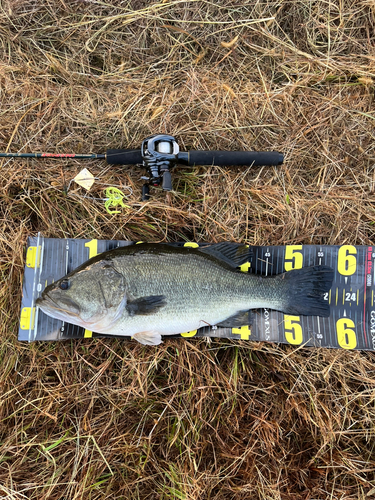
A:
[{"left": 59, "top": 279, "right": 70, "bottom": 290}]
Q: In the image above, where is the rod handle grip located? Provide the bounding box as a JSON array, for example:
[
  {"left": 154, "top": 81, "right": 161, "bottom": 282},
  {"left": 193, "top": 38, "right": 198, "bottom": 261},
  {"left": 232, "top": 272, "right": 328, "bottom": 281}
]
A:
[
  {"left": 187, "top": 150, "right": 284, "bottom": 166},
  {"left": 106, "top": 149, "right": 142, "bottom": 165}
]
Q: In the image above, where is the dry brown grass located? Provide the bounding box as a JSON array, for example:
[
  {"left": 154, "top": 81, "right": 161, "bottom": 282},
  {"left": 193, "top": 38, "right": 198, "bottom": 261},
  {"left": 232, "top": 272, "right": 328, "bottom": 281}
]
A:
[{"left": 1, "top": 0, "right": 375, "bottom": 498}]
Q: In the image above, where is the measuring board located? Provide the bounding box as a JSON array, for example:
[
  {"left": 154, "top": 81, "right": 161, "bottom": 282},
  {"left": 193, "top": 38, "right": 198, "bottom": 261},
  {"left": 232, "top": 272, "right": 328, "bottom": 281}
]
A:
[{"left": 19, "top": 235, "right": 375, "bottom": 350}]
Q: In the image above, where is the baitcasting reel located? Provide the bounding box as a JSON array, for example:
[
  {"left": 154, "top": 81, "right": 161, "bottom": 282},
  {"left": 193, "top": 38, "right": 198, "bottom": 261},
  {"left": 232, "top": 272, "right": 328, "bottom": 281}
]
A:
[{"left": 139, "top": 134, "right": 179, "bottom": 200}]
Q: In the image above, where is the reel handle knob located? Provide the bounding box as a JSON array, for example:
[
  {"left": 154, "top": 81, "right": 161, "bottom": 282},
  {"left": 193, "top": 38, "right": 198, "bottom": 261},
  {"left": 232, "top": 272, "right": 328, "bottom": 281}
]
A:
[
  {"left": 141, "top": 184, "right": 150, "bottom": 201},
  {"left": 162, "top": 171, "right": 172, "bottom": 191}
]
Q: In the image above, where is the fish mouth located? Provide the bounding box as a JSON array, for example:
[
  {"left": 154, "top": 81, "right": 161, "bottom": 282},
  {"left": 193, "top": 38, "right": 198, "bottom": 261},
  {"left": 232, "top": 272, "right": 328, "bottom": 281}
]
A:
[{"left": 36, "top": 293, "right": 81, "bottom": 321}]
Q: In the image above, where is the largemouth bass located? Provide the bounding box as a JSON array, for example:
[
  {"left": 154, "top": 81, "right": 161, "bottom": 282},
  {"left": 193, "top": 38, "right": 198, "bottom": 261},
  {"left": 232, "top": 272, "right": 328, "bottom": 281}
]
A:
[{"left": 36, "top": 243, "right": 334, "bottom": 345}]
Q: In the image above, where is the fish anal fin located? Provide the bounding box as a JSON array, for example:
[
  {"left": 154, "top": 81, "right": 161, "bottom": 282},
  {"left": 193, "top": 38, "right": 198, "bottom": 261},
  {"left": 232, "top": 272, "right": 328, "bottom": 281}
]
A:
[
  {"left": 126, "top": 295, "right": 166, "bottom": 316},
  {"left": 216, "top": 310, "right": 254, "bottom": 328},
  {"left": 133, "top": 330, "right": 163, "bottom": 346}
]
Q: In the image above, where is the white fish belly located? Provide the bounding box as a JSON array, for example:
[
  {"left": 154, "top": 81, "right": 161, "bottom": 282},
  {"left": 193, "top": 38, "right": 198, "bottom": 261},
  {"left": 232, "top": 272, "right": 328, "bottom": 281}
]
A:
[{"left": 107, "top": 296, "right": 252, "bottom": 337}]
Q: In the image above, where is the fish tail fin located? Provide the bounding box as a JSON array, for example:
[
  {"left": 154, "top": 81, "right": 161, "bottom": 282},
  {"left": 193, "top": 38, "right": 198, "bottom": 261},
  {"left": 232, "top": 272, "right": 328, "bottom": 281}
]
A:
[{"left": 280, "top": 265, "right": 333, "bottom": 317}]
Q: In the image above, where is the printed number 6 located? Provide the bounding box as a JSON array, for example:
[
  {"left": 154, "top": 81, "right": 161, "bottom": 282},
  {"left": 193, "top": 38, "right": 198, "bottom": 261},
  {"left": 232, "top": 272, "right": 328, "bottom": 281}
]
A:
[
  {"left": 284, "top": 245, "right": 303, "bottom": 271},
  {"left": 336, "top": 318, "right": 357, "bottom": 349},
  {"left": 337, "top": 245, "right": 357, "bottom": 276}
]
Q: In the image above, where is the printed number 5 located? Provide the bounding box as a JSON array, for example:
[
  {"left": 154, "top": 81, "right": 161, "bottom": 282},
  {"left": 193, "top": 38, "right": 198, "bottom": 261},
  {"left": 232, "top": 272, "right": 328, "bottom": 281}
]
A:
[
  {"left": 284, "top": 245, "right": 303, "bottom": 271},
  {"left": 284, "top": 315, "right": 303, "bottom": 345}
]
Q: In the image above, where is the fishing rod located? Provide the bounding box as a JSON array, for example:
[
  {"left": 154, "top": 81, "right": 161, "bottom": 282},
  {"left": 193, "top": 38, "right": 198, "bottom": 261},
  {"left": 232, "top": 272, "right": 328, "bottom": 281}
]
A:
[{"left": 1, "top": 134, "right": 284, "bottom": 200}]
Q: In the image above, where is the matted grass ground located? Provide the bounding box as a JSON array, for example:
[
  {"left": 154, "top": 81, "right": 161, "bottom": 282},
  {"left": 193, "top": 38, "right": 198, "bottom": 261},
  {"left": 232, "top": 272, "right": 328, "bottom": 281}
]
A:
[{"left": 1, "top": 1, "right": 375, "bottom": 498}]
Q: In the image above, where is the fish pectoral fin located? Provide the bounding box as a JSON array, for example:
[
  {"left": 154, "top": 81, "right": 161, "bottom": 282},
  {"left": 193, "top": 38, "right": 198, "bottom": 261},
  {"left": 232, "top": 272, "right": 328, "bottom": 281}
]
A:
[
  {"left": 216, "top": 310, "right": 254, "bottom": 328},
  {"left": 126, "top": 295, "right": 166, "bottom": 316},
  {"left": 133, "top": 330, "right": 163, "bottom": 346},
  {"left": 199, "top": 243, "right": 251, "bottom": 268}
]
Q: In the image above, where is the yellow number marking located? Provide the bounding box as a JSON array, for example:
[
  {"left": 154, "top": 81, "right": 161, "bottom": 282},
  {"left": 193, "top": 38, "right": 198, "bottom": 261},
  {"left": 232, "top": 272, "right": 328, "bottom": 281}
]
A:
[
  {"left": 20, "top": 307, "right": 35, "bottom": 330},
  {"left": 284, "top": 315, "right": 303, "bottom": 345},
  {"left": 84, "top": 239, "right": 99, "bottom": 337},
  {"left": 240, "top": 262, "right": 251, "bottom": 273},
  {"left": 336, "top": 318, "right": 357, "bottom": 349},
  {"left": 184, "top": 242, "right": 199, "bottom": 248},
  {"left": 284, "top": 245, "right": 303, "bottom": 271},
  {"left": 26, "top": 246, "right": 42, "bottom": 268},
  {"left": 232, "top": 325, "right": 251, "bottom": 339},
  {"left": 181, "top": 330, "right": 197, "bottom": 337},
  {"left": 85, "top": 239, "right": 98, "bottom": 259},
  {"left": 337, "top": 245, "right": 357, "bottom": 276}
]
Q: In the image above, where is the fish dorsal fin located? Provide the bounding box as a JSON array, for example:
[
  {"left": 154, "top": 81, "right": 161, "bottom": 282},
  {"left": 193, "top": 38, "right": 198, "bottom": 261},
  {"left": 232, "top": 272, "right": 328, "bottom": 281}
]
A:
[
  {"left": 126, "top": 295, "right": 166, "bottom": 316},
  {"left": 198, "top": 243, "right": 251, "bottom": 268}
]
